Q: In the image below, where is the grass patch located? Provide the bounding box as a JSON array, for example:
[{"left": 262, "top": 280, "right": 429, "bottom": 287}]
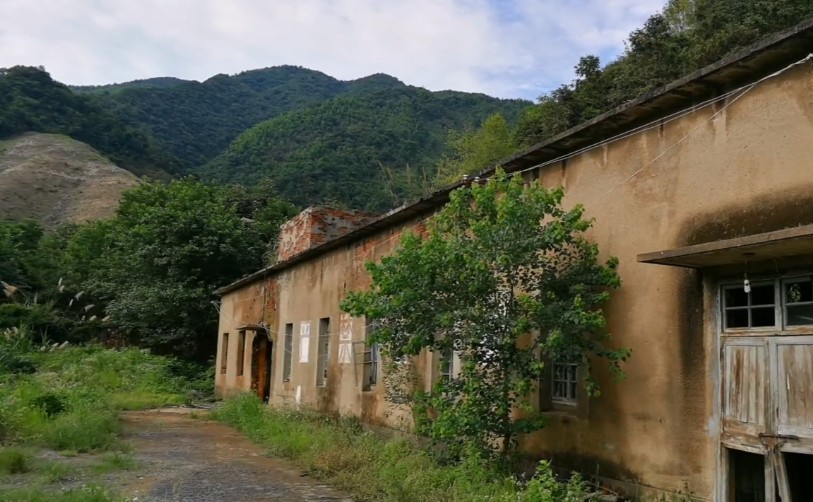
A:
[
  {"left": 0, "top": 342, "right": 209, "bottom": 453},
  {"left": 38, "top": 461, "right": 76, "bottom": 483},
  {"left": 213, "top": 393, "right": 597, "bottom": 502},
  {"left": 0, "top": 483, "right": 123, "bottom": 502},
  {"left": 0, "top": 447, "right": 30, "bottom": 474},
  {"left": 90, "top": 452, "right": 137, "bottom": 474}
]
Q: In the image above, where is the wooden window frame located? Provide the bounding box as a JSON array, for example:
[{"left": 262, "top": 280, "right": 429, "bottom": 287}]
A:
[
  {"left": 316, "top": 317, "right": 330, "bottom": 387},
  {"left": 551, "top": 362, "right": 579, "bottom": 404},
  {"left": 236, "top": 330, "right": 246, "bottom": 377},
  {"left": 282, "top": 323, "right": 293, "bottom": 382},
  {"left": 220, "top": 333, "right": 229, "bottom": 375},
  {"left": 362, "top": 323, "right": 379, "bottom": 391}
]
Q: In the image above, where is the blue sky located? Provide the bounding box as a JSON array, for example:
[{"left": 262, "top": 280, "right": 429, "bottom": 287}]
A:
[{"left": 0, "top": 0, "right": 666, "bottom": 100}]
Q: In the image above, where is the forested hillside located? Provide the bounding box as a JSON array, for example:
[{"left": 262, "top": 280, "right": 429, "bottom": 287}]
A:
[
  {"left": 0, "top": 66, "right": 180, "bottom": 178},
  {"left": 203, "top": 87, "right": 528, "bottom": 210},
  {"left": 80, "top": 66, "right": 528, "bottom": 203}
]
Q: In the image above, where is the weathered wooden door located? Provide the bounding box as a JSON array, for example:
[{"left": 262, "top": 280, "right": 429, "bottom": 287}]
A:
[{"left": 721, "top": 335, "right": 813, "bottom": 501}]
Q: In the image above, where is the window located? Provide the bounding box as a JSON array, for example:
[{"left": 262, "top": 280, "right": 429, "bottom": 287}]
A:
[
  {"left": 783, "top": 277, "right": 813, "bottom": 326},
  {"left": 282, "top": 323, "right": 293, "bottom": 382},
  {"left": 236, "top": 331, "right": 246, "bottom": 376},
  {"left": 439, "top": 349, "right": 456, "bottom": 382},
  {"left": 316, "top": 317, "right": 330, "bottom": 387},
  {"left": 722, "top": 282, "right": 776, "bottom": 329},
  {"left": 551, "top": 362, "right": 579, "bottom": 403},
  {"left": 721, "top": 276, "right": 813, "bottom": 330},
  {"left": 220, "top": 333, "right": 229, "bottom": 374},
  {"left": 362, "top": 323, "right": 379, "bottom": 391}
]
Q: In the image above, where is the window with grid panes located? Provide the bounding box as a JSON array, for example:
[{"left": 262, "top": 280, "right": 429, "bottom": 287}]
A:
[
  {"left": 721, "top": 276, "right": 813, "bottom": 330},
  {"left": 362, "top": 323, "right": 379, "bottom": 391},
  {"left": 552, "top": 362, "right": 578, "bottom": 403},
  {"left": 282, "top": 323, "right": 293, "bottom": 381}
]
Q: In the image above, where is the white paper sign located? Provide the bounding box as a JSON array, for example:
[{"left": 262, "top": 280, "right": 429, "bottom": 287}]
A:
[
  {"left": 338, "top": 342, "right": 353, "bottom": 364},
  {"left": 299, "top": 321, "right": 311, "bottom": 363}
]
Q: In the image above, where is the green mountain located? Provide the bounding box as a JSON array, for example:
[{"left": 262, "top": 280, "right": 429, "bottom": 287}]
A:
[
  {"left": 202, "top": 87, "right": 528, "bottom": 210},
  {"left": 81, "top": 66, "right": 530, "bottom": 181},
  {"left": 0, "top": 66, "right": 179, "bottom": 178},
  {"left": 78, "top": 66, "right": 398, "bottom": 168}
]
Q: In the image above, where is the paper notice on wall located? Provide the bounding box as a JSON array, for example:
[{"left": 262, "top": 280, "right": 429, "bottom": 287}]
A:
[
  {"left": 299, "top": 321, "right": 311, "bottom": 363},
  {"left": 339, "top": 313, "right": 353, "bottom": 341},
  {"left": 338, "top": 342, "right": 353, "bottom": 364}
]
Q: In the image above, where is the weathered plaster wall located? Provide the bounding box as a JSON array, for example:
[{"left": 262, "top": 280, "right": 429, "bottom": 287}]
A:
[
  {"left": 523, "top": 63, "right": 813, "bottom": 498},
  {"left": 215, "top": 63, "right": 813, "bottom": 498}
]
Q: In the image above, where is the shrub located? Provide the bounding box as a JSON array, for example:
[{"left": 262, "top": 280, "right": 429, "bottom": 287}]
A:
[{"left": 0, "top": 447, "right": 30, "bottom": 474}]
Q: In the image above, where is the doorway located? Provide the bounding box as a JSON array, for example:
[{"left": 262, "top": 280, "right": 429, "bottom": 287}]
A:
[
  {"left": 718, "top": 277, "right": 813, "bottom": 501},
  {"left": 251, "top": 332, "right": 273, "bottom": 402}
]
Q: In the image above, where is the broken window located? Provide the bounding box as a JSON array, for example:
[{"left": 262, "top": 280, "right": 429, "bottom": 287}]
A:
[
  {"left": 552, "top": 362, "right": 579, "bottom": 404},
  {"left": 282, "top": 323, "right": 293, "bottom": 382},
  {"left": 316, "top": 317, "right": 330, "bottom": 387},
  {"left": 236, "top": 331, "right": 246, "bottom": 376},
  {"left": 220, "top": 333, "right": 229, "bottom": 374},
  {"left": 362, "top": 322, "right": 379, "bottom": 391}
]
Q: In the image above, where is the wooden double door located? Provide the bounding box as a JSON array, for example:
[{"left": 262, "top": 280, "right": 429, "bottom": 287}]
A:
[{"left": 721, "top": 335, "right": 813, "bottom": 501}]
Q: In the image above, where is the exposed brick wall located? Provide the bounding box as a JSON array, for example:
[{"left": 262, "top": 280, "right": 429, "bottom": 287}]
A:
[{"left": 277, "top": 207, "right": 379, "bottom": 262}]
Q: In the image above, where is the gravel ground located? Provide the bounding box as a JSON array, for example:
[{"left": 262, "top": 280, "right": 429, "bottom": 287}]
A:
[{"left": 117, "top": 409, "right": 353, "bottom": 502}]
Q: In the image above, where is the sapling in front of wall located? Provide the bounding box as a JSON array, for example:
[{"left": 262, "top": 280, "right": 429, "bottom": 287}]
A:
[{"left": 341, "top": 170, "right": 629, "bottom": 459}]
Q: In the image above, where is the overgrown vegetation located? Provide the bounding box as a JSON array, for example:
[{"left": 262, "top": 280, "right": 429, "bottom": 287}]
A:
[
  {"left": 214, "top": 393, "right": 599, "bottom": 502},
  {"left": 0, "top": 326, "right": 205, "bottom": 501},
  {"left": 342, "top": 172, "right": 626, "bottom": 457},
  {"left": 0, "top": 327, "right": 207, "bottom": 451},
  {"left": 1, "top": 178, "right": 296, "bottom": 359}
]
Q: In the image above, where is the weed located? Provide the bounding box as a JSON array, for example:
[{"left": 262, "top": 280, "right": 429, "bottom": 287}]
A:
[
  {"left": 213, "top": 393, "right": 599, "bottom": 502},
  {"left": 39, "top": 460, "right": 76, "bottom": 483},
  {"left": 90, "top": 452, "right": 137, "bottom": 473},
  {"left": 0, "top": 447, "right": 30, "bottom": 474},
  {"left": 0, "top": 483, "right": 123, "bottom": 501}
]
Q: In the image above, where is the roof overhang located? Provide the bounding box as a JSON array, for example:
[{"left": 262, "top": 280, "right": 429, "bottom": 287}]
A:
[{"left": 638, "top": 225, "right": 813, "bottom": 268}]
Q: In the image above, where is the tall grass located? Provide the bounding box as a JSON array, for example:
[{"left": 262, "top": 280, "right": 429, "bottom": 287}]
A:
[
  {"left": 0, "top": 329, "right": 209, "bottom": 452},
  {"left": 213, "top": 393, "right": 596, "bottom": 502}
]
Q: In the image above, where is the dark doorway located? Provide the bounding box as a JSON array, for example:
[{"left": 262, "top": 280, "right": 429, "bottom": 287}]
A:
[
  {"left": 251, "top": 333, "right": 273, "bottom": 402},
  {"left": 784, "top": 452, "right": 813, "bottom": 501},
  {"left": 729, "top": 449, "right": 765, "bottom": 502}
]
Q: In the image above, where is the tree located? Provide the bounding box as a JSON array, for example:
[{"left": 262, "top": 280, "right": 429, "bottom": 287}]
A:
[
  {"left": 341, "top": 171, "right": 629, "bottom": 457},
  {"left": 64, "top": 178, "right": 297, "bottom": 359},
  {"left": 434, "top": 113, "right": 518, "bottom": 187}
]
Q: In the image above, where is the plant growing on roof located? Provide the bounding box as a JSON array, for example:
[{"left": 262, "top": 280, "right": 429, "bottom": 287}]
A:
[{"left": 341, "top": 169, "right": 628, "bottom": 457}]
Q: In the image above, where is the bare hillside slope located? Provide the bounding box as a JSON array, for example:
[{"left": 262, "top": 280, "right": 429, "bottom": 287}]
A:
[{"left": 0, "top": 133, "right": 138, "bottom": 226}]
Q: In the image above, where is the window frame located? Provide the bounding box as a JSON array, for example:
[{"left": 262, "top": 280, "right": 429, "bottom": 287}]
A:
[
  {"left": 236, "top": 330, "right": 246, "bottom": 377},
  {"left": 551, "top": 361, "right": 579, "bottom": 405},
  {"left": 316, "top": 317, "right": 330, "bottom": 387},
  {"left": 362, "top": 323, "right": 379, "bottom": 392},
  {"left": 282, "top": 323, "right": 293, "bottom": 382},
  {"left": 220, "top": 333, "right": 229, "bottom": 375},
  {"left": 720, "top": 275, "right": 813, "bottom": 335}
]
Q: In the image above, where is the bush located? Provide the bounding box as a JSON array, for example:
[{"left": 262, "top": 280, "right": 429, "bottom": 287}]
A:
[{"left": 0, "top": 447, "right": 30, "bottom": 474}]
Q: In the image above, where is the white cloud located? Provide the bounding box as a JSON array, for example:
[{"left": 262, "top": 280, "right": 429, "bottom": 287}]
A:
[{"left": 0, "top": 0, "right": 665, "bottom": 99}]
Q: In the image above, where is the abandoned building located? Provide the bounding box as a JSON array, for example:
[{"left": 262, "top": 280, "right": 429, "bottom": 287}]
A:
[{"left": 214, "top": 20, "right": 813, "bottom": 501}]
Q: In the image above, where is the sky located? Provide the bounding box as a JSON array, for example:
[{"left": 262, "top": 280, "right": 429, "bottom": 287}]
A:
[{"left": 0, "top": 0, "right": 666, "bottom": 100}]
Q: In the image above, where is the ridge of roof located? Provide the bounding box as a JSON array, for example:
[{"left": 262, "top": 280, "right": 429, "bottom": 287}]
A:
[{"left": 215, "top": 18, "right": 813, "bottom": 296}]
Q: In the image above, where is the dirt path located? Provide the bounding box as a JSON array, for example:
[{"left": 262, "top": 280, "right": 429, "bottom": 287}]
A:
[{"left": 116, "top": 409, "right": 353, "bottom": 502}]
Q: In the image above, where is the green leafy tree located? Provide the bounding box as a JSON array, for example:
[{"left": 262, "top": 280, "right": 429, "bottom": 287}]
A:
[
  {"left": 434, "top": 113, "right": 518, "bottom": 187},
  {"left": 64, "top": 178, "right": 297, "bottom": 358},
  {"left": 342, "top": 171, "right": 628, "bottom": 456}
]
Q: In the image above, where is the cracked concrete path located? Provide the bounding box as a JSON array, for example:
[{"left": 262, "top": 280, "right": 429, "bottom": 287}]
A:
[{"left": 117, "top": 409, "right": 353, "bottom": 502}]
